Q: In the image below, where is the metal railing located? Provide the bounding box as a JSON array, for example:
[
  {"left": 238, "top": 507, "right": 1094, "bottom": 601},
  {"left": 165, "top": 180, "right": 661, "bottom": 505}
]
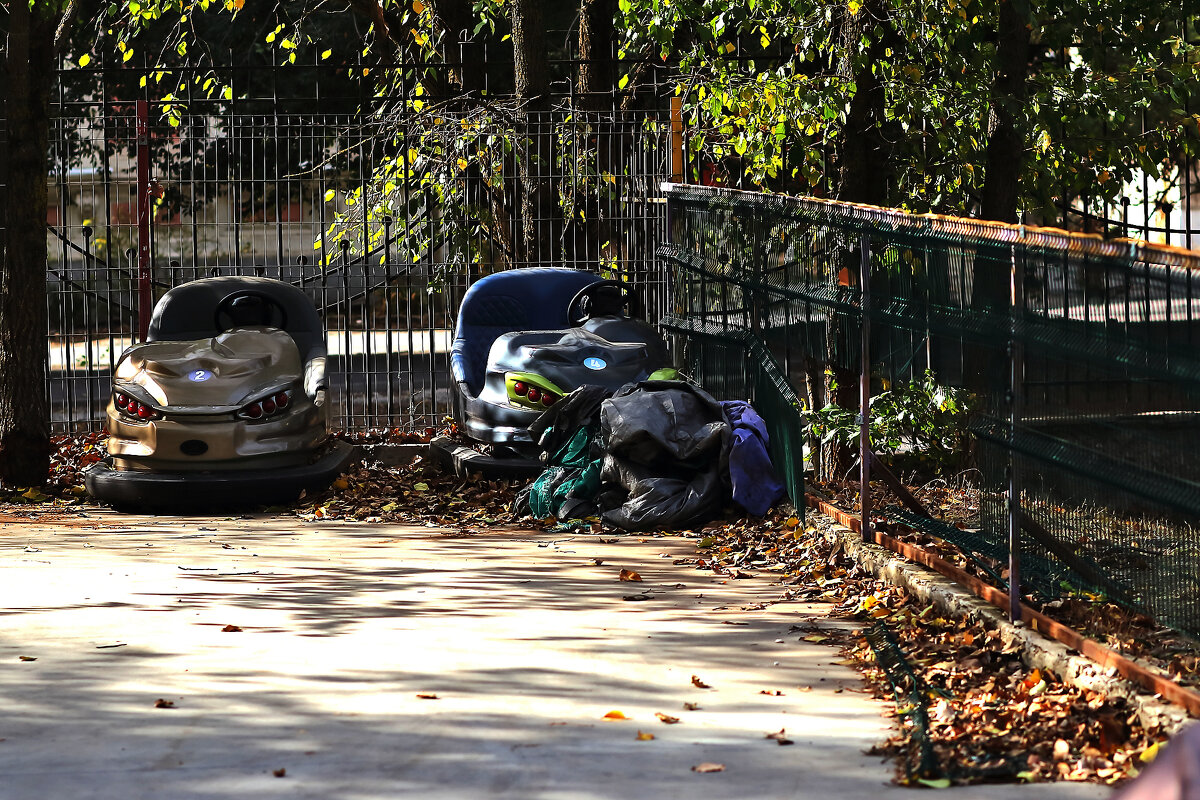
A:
[
  {"left": 660, "top": 183, "right": 1200, "bottom": 636},
  {"left": 42, "top": 69, "right": 673, "bottom": 432}
]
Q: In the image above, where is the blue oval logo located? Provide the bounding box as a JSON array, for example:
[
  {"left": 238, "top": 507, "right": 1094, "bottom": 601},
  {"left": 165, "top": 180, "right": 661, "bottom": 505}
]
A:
[
  {"left": 188, "top": 369, "right": 213, "bottom": 382},
  {"left": 583, "top": 357, "right": 607, "bottom": 371}
]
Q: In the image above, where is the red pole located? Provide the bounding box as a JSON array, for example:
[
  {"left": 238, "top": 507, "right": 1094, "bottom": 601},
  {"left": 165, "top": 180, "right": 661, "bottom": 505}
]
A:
[{"left": 136, "top": 99, "right": 152, "bottom": 341}]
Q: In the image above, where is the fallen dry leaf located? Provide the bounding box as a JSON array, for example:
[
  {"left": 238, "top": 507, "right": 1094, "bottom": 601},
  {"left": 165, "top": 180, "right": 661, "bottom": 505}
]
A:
[
  {"left": 766, "top": 728, "right": 795, "bottom": 745},
  {"left": 273, "top": 768, "right": 286, "bottom": 778},
  {"left": 416, "top": 693, "right": 439, "bottom": 700},
  {"left": 619, "top": 568, "right": 643, "bottom": 582},
  {"left": 154, "top": 699, "right": 175, "bottom": 709},
  {"left": 691, "top": 675, "right": 712, "bottom": 689},
  {"left": 221, "top": 624, "right": 243, "bottom": 633},
  {"left": 603, "top": 710, "right": 629, "bottom": 720},
  {"left": 18, "top": 655, "right": 36, "bottom": 662},
  {"left": 692, "top": 762, "right": 726, "bottom": 773},
  {"left": 683, "top": 702, "right": 700, "bottom": 711},
  {"left": 636, "top": 730, "right": 656, "bottom": 741},
  {"left": 655, "top": 712, "right": 681, "bottom": 724}
]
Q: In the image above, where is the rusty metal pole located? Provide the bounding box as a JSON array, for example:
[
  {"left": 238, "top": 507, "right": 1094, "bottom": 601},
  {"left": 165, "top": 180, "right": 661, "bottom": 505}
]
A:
[
  {"left": 135, "top": 99, "right": 152, "bottom": 342},
  {"left": 859, "top": 233, "right": 872, "bottom": 544},
  {"left": 1008, "top": 235, "right": 1024, "bottom": 623},
  {"left": 670, "top": 96, "right": 684, "bottom": 185}
]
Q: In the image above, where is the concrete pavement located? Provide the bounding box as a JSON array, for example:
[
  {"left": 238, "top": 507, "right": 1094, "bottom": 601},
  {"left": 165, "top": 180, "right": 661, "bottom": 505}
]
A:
[{"left": 0, "top": 512, "right": 1109, "bottom": 799}]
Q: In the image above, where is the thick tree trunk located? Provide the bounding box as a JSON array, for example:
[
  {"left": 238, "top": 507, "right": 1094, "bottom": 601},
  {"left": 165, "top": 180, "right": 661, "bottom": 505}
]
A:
[
  {"left": 966, "top": 0, "right": 1031, "bottom": 395},
  {"left": 512, "top": 0, "right": 555, "bottom": 265},
  {"left": 431, "top": 0, "right": 486, "bottom": 101},
  {"left": 980, "top": 0, "right": 1031, "bottom": 224},
  {"left": 0, "top": 2, "right": 57, "bottom": 487},
  {"left": 578, "top": 0, "right": 616, "bottom": 112},
  {"left": 821, "top": 0, "right": 892, "bottom": 484}
]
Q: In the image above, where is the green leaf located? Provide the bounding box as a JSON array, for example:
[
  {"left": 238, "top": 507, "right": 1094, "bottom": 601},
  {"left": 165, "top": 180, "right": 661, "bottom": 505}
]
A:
[{"left": 916, "top": 779, "right": 951, "bottom": 789}]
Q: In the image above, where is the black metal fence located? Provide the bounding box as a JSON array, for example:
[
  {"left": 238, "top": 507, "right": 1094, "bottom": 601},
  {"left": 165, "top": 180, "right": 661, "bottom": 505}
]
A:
[
  {"left": 43, "top": 68, "right": 673, "bottom": 432},
  {"left": 661, "top": 183, "right": 1200, "bottom": 636}
]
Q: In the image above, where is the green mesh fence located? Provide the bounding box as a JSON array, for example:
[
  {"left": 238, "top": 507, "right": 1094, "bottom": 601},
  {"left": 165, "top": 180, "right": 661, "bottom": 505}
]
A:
[{"left": 660, "top": 183, "right": 1200, "bottom": 636}]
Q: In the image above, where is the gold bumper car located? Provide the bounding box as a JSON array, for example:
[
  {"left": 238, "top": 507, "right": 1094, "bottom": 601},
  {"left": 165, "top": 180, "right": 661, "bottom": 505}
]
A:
[{"left": 84, "top": 276, "right": 356, "bottom": 510}]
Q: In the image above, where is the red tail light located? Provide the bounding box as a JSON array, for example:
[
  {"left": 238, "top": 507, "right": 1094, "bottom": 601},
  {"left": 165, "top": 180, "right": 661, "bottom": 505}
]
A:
[
  {"left": 113, "top": 391, "right": 161, "bottom": 421},
  {"left": 513, "top": 381, "right": 528, "bottom": 396},
  {"left": 238, "top": 389, "right": 293, "bottom": 420},
  {"left": 543, "top": 393, "right": 558, "bottom": 406},
  {"left": 527, "top": 388, "right": 541, "bottom": 402}
]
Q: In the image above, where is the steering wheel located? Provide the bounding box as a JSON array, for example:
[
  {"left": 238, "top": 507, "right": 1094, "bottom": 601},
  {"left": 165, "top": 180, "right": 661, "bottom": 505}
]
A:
[
  {"left": 566, "top": 280, "right": 632, "bottom": 326},
  {"left": 214, "top": 290, "right": 288, "bottom": 332}
]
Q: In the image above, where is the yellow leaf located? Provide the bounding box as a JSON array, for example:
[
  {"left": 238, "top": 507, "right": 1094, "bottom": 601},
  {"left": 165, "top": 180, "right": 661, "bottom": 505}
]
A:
[
  {"left": 603, "top": 710, "right": 629, "bottom": 720},
  {"left": 848, "top": 0, "right": 862, "bottom": 14},
  {"left": 332, "top": 478, "right": 349, "bottom": 491},
  {"left": 321, "top": 49, "right": 332, "bottom": 60},
  {"left": 636, "top": 730, "right": 655, "bottom": 740},
  {"left": 234, "top": 0, "right": 245, "bottom": 8},
  {"left": 457, "top": 158, "right": 469, "bottom": 170},
  {"left": 324, "top": 189, "right": 336, "bottom": 202},
  {"left": 619, "top": 569, "right": 642, "bottom": 582},
  {"left": 1141, "top": 742, "right": 1163, "bottom": 762},
  {"left": 413, "top": 0, "right": 425, "bottom": 11},
  {"left": 78, "top": 54, "right": 91, "bottom": 67}
]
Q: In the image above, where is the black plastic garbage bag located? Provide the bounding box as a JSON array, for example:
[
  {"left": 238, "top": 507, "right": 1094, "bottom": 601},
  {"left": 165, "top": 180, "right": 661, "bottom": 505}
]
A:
[{"left": 599, "top": 381, "right": 730, "bottom": 531}]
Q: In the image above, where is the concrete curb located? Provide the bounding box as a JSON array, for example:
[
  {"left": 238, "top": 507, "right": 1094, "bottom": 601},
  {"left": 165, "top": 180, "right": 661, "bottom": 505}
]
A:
[
  {"left": 809, "top": 509, "right": 1193, "bottom": 734},
  {"left": 355, "top": 442, "right": 428, "bottom": 466}
]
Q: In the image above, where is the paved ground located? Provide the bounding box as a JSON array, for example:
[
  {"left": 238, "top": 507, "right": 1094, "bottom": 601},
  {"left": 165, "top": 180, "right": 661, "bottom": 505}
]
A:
[{"left": 0, "top": 512, "right": 1110, "bottom": 799}]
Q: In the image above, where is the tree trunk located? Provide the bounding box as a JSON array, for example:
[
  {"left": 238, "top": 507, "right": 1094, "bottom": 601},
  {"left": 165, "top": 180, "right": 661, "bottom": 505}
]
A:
[
  {"left": 980, "top": 0, "right": 1031, "bottom": 224},
  {"left": 966, "top": 0, "right": 1031, "bottom": 395},
  {"left": 578, "top": 0, "right": 616, "bottom": 112},
  {"left": 431, "top": 0, "right": 486, "bottom": 102},
  {"left": 512, "top": 0, "right": 555, "bottom": 265},
  {"left": 0, "top": 2, "right": 57, "bottom": 487},
  {"left": 821, "top": 0, "right": 892, "bottom": 484}
]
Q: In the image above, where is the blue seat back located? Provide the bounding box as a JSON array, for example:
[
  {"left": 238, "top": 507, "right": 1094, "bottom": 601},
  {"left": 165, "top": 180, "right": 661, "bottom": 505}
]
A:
[{"left": 452, "top": 268, "right": 603, "bottom": 396}]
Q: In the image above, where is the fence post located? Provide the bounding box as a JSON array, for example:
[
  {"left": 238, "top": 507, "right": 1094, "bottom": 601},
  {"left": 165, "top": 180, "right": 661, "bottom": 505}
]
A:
[
  {"left": 135, "top": 99, "right": 152, "bottom": 342},
  {"left": 859, "top": 233, "right": 872, "bottom": 544},
  {"left": 670, "top": 97, "right": 684, "bottom": 184},
  {"left": 1007, "top": 235, "right": 1025, "bottom": 623}
]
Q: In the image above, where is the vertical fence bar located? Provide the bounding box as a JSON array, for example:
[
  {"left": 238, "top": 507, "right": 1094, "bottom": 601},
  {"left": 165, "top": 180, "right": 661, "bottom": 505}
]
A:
[
  {"left": 859, "top": 233, "right": 872, "bottom": 544},
  {"left": 135, "top": 99, "right": 152, "bottom": 341},
  {"left": 1007, "top": 235, "right": 1024, "bottom": 623}
]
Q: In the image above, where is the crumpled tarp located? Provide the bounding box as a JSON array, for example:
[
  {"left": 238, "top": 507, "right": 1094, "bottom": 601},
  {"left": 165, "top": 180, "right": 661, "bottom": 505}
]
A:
[
  {"left": 515, "top": 385, "right": 611, "bottom": 521},
  {"left": 721, "top": 400, "right": 786, "bottom": 516},
  {"left": 599, "top": 381, "right": 730, "bottom": 531}
]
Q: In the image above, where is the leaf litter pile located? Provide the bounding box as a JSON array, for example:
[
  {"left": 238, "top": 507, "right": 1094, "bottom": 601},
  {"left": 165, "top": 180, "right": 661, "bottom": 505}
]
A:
[{"left": 680, "top": 507, "right": 1177, "bottom": 787}]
